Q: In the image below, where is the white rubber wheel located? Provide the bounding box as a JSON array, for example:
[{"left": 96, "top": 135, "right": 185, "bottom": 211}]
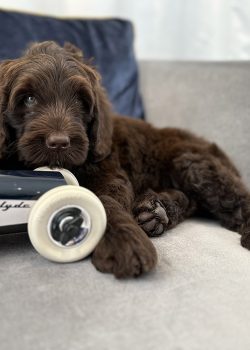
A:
[
  {"left": 34, "top": 167, "right": 79, "bottom": 186},
  {"left": 28, "top": 185, "right": 106, "bottom": 262}
]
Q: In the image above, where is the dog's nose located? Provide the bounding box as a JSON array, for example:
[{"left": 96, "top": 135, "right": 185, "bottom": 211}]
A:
[{"left": 46, "top": 133, "right": 70, "bottom": 150}]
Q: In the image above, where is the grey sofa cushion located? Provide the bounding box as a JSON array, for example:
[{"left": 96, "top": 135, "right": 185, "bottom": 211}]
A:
[
  {"left": 139, "top": 61, "right": 250, "bottom": 185},
  {"left": 1, "top": 219, "right": 250, "bottom": 350}
]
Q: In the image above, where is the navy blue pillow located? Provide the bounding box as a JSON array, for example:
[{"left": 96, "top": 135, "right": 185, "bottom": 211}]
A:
[{"left": 0, "top": 9, "right": 144, "bottom": 119}]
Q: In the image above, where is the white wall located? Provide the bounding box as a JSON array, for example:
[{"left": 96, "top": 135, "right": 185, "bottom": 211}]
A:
[{"left": 1, "top": 0, "right": 250, "bottom": 60}]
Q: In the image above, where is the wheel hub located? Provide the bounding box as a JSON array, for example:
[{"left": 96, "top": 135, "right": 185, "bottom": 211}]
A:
[{"left": 48, "top": 206, "right": 91, "bottom": 247}]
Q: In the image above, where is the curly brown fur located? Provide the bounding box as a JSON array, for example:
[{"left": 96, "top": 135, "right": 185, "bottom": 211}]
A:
[{"left": 1, "top": 41, "right": 250, "bottom": 278}]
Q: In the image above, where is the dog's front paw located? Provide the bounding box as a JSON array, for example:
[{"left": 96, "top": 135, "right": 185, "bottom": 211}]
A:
[
  {"left": 134, "top": 197, "right": 169, "bottom": 237},
  {"left": 91, "top": 225, "right": 157, "bottom": 278}
]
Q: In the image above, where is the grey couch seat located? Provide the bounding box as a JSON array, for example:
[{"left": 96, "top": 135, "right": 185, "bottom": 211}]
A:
[
  {"left": 1, "top": 219, "right": 250, "bottom": 350},
  {"left": 1, "top": 61, "right": 250, "bottom": 350}
]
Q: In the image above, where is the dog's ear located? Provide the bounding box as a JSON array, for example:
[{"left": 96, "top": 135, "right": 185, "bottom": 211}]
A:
[
  {"left": 0, "top": 61, "right": 9, "bottom": 158},
  {"left": 63, "top": 43, "right": 113, "bottom": 161},
  {"left": 84, "top": 67, "right": 113, "bottom": 162},
  {"left": 90, "top": 86, "right": 113, "bottom": 162},
  {"left": 64, "top": 42, "right": 84, "bottom": 62},
  {"left": 0, "top": 87, "right": 6, "bottom": 159},
  {"left": 72, "top": 62, "right": 113, "bottom": 162}
]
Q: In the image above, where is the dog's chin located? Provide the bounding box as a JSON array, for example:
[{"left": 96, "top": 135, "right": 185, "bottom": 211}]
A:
[{"left": 20, "top": 149, "right": 88, "bottom": 170}]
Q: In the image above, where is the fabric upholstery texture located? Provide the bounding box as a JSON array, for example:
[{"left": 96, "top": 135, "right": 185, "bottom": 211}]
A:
[
  {"left": 0, "top": 9, "right": 144, "bottom": 119},
  {"left": 1, "top": 219, "right": 250, "bottom": 350}
]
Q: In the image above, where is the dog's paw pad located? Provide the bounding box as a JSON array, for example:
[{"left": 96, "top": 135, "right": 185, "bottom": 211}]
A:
[{"left": 135, "top": 200, "right": 169, "bottom": 237}]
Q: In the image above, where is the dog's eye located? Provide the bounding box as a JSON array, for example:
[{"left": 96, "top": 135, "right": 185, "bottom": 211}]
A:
[{"left": 24, "top": 95, "right": 37, "bottom": 107}]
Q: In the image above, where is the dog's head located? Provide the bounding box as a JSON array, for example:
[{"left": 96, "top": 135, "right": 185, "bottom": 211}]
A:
[{"left": 0, "top": 41, "right": 113, "bottom": 168}]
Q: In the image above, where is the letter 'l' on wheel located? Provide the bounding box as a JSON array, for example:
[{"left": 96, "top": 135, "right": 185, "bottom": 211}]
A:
[{"left": 28, "top": 185, "right": 107, "bottom": 262}]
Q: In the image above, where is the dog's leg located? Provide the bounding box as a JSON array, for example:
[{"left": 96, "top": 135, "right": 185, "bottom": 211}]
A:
[
  {"left": 172, "top": 151, "right": 250, "bottom": 247},
  {"left": 90, "top": 171, "right": 157, "bottom": 278},
  {"left": 133, "top": 189, "right": 196, "bottom": 237}
]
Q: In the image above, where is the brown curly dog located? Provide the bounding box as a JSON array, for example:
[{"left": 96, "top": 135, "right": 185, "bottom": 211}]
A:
[{"left": 0, "top": 41, "right": 250, "bottom": 278}]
